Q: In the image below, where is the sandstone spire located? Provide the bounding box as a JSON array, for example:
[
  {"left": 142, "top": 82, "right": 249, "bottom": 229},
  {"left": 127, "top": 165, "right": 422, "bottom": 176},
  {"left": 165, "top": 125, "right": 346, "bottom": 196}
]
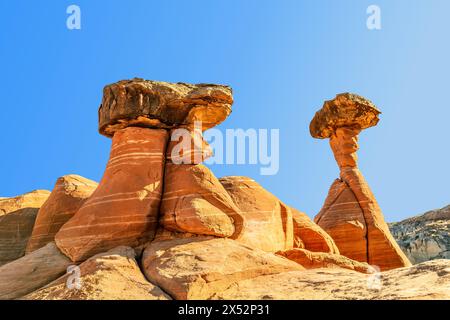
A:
[{"left": 311, "top": 93, "right": 411, "bottom": 270}]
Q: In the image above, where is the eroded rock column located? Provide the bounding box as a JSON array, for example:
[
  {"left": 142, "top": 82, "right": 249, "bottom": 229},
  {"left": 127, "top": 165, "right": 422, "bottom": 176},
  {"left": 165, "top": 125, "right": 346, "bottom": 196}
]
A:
[
  {"left": 55, "top": 127, "right": 168, "bottom": 262},
  {"left": 311, "top": 93, "right": 411, "bottom": 270}
]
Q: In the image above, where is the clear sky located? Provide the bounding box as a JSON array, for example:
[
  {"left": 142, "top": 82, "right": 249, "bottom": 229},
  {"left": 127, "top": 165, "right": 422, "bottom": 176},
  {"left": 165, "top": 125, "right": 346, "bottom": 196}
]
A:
[{"left": 0, "top": 0, "right": 449, "bottom": 222}]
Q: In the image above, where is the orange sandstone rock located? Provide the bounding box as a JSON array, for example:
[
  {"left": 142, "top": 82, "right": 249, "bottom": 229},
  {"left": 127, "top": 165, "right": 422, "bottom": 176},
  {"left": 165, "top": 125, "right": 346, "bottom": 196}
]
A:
[
  {"left": 341, "top": 167, "right": 411, "bottom": 270},
  {"left": 291, "top": 208, "right": 339, "bottom": 254},
  {"left": 220, "top": 176, "right": 293, "bottom": 252},
  {"left": 160, "top": 108, "right": 245, "bottom": 238},
  {"left": 26, "top": 175, "right": 98, "bottom": 254},
  {"left": 314, "top": 179, "right": 367, "bottom": 262},
  {"left": 55, "top": 127, "right": 168, "bottom": 262},
  {"left": 160, "top": 164, "right": 241, "bottom": 238},
  {"left": 311, "top": 93, "right": 411, "bottom": 271},
  {"left": 220, "top": 176, "right": 338, "bottom": 254}
]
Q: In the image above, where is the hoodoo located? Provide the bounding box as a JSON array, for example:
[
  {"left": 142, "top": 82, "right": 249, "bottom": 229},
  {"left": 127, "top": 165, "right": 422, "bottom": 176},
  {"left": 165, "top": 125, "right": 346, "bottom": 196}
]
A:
[
  {"left": 55, "top": 79, "right": 242, "bottom": 261},
  {"left": 311, "top": 93, "right": 411, "bottom": 270}
]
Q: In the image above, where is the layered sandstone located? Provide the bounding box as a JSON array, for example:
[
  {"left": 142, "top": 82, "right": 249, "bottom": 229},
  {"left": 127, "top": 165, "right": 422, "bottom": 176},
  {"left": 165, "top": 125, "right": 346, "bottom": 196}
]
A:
[
  {"left": 56, "top": 127, "right": 168, "bottom": 262},
  {"left": 0, "top": 190, "right": 50, "bottom": 265},
  {"left": 312, "top": 93, "right": 411, "bottom": 270},
  {"left": 25, "top": 246, "right": 170, "bottom": 300},
  {"left": 99, "top": 78, "right": 233, "bottom": 137},
  {"left": 26, "top": 175, "right": 98, "bottom": 254},
  {"left": 314, "top": 179, "right": 367, "bottom": 262},
  {"left": 141, "top": 237, "right": 303, "bottom": 300}
]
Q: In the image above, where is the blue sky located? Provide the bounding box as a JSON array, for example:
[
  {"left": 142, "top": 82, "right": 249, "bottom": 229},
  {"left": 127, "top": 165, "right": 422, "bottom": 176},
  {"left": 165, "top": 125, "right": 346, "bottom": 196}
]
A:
[{"left": 0, "top": 1, "right": 448, "bottom": 222}]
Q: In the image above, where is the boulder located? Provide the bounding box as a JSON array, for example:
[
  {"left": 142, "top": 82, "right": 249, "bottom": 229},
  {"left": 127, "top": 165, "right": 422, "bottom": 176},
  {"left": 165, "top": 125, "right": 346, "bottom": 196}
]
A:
[
  {"left": 160, "top": 164, "right": 242, "bottom": 238},
  {"left": 24, "top": 246, "right": 171, "bottom": 300},
  {"left": 26, "top": 175, "right": 98, "bottom": 254},
  {"left": 141, "top": 237, "right": 303, "bottom": 300},
  {"left": 55, "top": 127, "right": 168, "bottom": 262},
  {"left": 310, "top": 93, "right": 381, "bottom": 139},
  {"left": 0, "top": 242, "right": 71, "bottom": 300},
  {"left": 212, "top": 259, "right": 450, "bottom": 300},
  {"left": 99, "top": 78, "right": 233, "bottom": 137},
  {"left": 0, "top": 190, "right": 50, "bottom": 265}
]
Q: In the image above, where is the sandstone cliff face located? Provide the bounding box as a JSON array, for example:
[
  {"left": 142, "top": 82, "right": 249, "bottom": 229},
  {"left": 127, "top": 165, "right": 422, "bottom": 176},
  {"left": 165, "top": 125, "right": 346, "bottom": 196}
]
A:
[{"left": 390, "top": 205, "right": 449, "bottom": 264}]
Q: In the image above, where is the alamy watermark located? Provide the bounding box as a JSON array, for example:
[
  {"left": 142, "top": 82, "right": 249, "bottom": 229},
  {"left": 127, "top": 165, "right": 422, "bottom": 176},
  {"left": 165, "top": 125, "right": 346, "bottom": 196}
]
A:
[
  {"left": 66, "top": 265, "right": 82, "bottom": 290},
  {"left": 66, "top": 5, "right": 81, "bottom": 30},
  {"left": 170, "top": 121, "right": 280, "bottom": 176},
  {"left": 366, "top": 265, "right": 382, "bottom": 290},
  {"left": 367, "top": 5, "right": 381, "bottom": 30}
]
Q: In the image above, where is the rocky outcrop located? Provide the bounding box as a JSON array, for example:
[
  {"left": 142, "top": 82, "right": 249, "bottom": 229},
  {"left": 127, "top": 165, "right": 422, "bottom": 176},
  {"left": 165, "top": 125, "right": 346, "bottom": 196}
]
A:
[
  {"left": 312, "top": 93, "right": 411, "bottom": 270},
  {"left": 25, "top": 246, "right": 171, "bottom": 300},
  {"left": 56, "top": 79, "right": 240, "bottom": 262},
  {"left": 1, "top": 81, "right": 443, "bottom": 301},
  {"left": 0, "top": 190, "right": 50, "bottom": 266},
  {"left": 0, "top": 242, "right": 71, "bottom": 300},
  {"left": 390, "top": 205, "right": 450, "bottom": 264},
  {"left": 141, "top": 237, "right": 303, "bottom": 300},
  {"left": 160, "top": 164, "right": 240, "bottom": 238},
  {"left": 26, "top": 175, "right": 97, "bottom": 254},
  {"left": 212, "top": 259, "right": 450, "bottom": 300}
]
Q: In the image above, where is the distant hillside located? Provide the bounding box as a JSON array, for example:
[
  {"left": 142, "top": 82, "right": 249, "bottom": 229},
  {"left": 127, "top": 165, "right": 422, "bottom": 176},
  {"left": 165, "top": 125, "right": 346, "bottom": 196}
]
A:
[{"left": 390, "top": 205, "right": 450, "bottom": 264}]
